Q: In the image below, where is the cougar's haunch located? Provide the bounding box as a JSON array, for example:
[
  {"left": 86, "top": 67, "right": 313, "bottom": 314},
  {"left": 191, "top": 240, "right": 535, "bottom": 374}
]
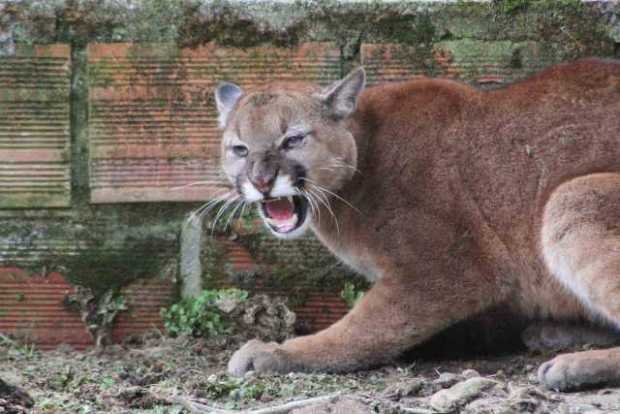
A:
[{"left": 215, "top": 59, "right": 620, "bottom": 391}]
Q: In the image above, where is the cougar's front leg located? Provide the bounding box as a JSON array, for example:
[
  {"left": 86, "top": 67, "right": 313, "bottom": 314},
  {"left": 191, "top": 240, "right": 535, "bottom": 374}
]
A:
[{"left": 228, "top": 271, "right": 493, "bottom": 376}]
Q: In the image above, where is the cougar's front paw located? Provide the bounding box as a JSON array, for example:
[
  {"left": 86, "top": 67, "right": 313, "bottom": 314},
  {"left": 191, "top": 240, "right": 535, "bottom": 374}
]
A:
[
  {"left": 227, "top": 339, "right": 292, "bottom": 377},
  {"left": 538, "top": 350, "right": 613, "bottom": 391}
]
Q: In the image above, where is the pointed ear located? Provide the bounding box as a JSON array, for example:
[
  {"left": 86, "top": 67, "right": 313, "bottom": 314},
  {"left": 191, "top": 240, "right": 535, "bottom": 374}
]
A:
[
  {"left": 214, "top": 82, "right": 244, "bottom": 128},
  {"left": 320, "top": 67, "right": 366, "bottom": 119}
]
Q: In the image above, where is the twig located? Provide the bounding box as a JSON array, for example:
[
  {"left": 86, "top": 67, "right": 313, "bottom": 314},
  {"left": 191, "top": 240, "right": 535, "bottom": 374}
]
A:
[
  {"left": 0, "top": 333, "right": 17, "bottom": 346},
  {"left": 398, "top": 408, "right": 434, "bottom": 414},
  {"left": 172, "top": 396, "right": 229, "bottom": 414},
  {"left": 172, "top": 392, "right": 342, "bottom": 414}
]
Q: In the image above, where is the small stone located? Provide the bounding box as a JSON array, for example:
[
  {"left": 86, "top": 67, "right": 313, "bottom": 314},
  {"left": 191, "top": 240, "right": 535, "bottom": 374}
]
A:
[
  {"left": 509, "top": 386, "right": 548, "bottom": 401},
  {"left": 461, "top": 369, "right": 480, "bottom": 379},
  {"left": 434, "top": 372, "right": 460, "bottom": 388},
  {"left": 527, "top": 373, "right": 539, "bottom": 383},
  {"left": 464, "top": 397, "right": 511, "bottom": 414},
  {"left": 381, "top": 379, "right": 424, "bottom": 401},
  {"left": 260, "top": 393, "right": 273, "bottom": 403},
  {"left": 55, "top": 344, "right": 74, "bottom": 354},
  {"left": 564, "top": 405, "right": 602, "bottom": 414},
  {"left": 0, "top": 378, "right": 34, "bottom": 410},
  {"left": 399, "top": 409, "right": 434, "bottom": 414},
  {"left": 105, "top": 344, "right": 124, "bottom": 354},
  {"left": 510, "top": 397, "right": 539, "bottom": 412},
  {"left": 430, "top": 377, "right": 498, "bottom": 413},
  {"left": 215, "top": 295, "right": 244, "bottom": 313},
  {"left": 290, "top": 396, "right": 367, "bottom": 414}
]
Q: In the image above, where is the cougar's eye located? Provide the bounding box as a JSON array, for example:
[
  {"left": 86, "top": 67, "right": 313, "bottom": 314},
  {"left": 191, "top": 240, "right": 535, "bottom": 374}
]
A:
[
  {"left": 232, "top": 145, "right": 248, "bottom": 157},
  {"left": 281, "top": 134, "right": 305, "bottom": 151}
]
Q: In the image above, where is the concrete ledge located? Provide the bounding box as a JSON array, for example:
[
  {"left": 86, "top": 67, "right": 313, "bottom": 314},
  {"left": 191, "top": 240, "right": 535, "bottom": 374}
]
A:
[{"left": 1, "top": 1, "right": 618, "bottom": 56}]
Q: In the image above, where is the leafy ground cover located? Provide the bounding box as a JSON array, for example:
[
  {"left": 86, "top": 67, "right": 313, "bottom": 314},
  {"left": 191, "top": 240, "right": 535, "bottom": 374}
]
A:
[{"left": 2, "top": 329, "right": 620, "bottom": 414}]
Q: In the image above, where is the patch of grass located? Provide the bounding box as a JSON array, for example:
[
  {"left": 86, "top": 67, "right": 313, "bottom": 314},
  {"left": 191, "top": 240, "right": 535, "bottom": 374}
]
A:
[
  {"left": 0, "top": 333, "right": 38, "bottom": 359},
  {"left": 197, "top": 371, "right": 370, "bottom": 408},
  {"left": 161, "top": 288, "right": 248, "bottom": 338}
]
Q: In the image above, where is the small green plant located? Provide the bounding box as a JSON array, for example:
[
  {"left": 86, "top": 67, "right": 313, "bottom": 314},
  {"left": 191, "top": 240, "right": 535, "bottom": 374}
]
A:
[
  {"left": 161, "top": 288, "right": 248, "bottom": 337},
  {"left": 341, "top": 282, "right": 365, "bottom": 309},
  {"left": 201, "top": 374, "right": 276, "bottom": 402},
  {"left": 64, "top": 287, "right": 127, "bottom": 348},
  {"left": 100, "top": 376, "right": 115, "bottom": 390},
  {"left": 0, "top": 333, "right": 38, "bottom": 358}
]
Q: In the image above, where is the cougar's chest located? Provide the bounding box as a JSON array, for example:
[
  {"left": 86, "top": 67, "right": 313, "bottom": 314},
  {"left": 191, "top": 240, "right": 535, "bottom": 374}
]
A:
[{"left": 312, "top": 224, "right": 382, "bottom": 282}]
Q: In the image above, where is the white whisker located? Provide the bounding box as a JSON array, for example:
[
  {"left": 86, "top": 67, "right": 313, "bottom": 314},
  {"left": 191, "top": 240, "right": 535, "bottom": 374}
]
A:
[
  {"left": 330, "top": 156, "right": 361, "bottom": 174},
  {"left": 308, "top": 185, "right": 340, "bottom": 236},
  {"left": 193, "top": 193, "right": 235, "bottom": 221},
  {"left": 182, "top": 191, "right": 234, "bottom": 232},
  {"left": 209, "top": 196, "right": 240, "bottom": 235},
  {"left": 240, "top": 201, "right": 249, "bottom": 220},
  {"left": 182, "top": 190, "right": 236, "bottom": 233},
  {"left": 302, "top": 178, "right": 362, "bottom": 215},
  {"left": 300, "top": 189, "right": 320, "bottom": 224},
  {"left": 172, "top": 181, "right": 232, "bottom": 191},
  {"left": 224, "top": 200, "right": 245, "bottom": 232}
]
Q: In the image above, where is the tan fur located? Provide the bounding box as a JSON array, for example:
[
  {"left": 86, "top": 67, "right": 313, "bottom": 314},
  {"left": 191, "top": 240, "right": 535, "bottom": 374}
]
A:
[{"left": 217, "top": 58, "right": 620, "bottom": 391}]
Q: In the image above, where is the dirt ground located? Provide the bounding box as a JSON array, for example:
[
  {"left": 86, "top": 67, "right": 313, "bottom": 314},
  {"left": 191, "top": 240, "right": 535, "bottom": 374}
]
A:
[{"left": 2, "top": 329, "right": 620, "bottom": 414}]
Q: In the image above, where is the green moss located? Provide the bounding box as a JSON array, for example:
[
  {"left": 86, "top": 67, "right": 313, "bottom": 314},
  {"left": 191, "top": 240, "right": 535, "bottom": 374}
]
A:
[
  {"left": 87, "top": 59, "right": 115, "bottom": 89},
  {"left": 492, "top": 0, "right": 585, "bottom": 16},
  {"left": 178, "top": 1, "right": 305, "bottom": 48},
  {"left": 200, "top": 237, "right": 228, "bottom": 286},
  {"left": 509, "top": 47, "right": 523, "bottom": 69},
  {"left": 371, "top": 9, "right": 436, "bottom": 45},
  {"left": 493, "top": 0, "right": 533, "bottom": 15},
  {"left": 51, "top": 238, "right": 166, "bottom": 298}
]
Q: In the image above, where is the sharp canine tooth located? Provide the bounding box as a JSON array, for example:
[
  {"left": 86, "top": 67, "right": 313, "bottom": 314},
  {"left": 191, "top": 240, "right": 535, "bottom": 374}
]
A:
[{"left": 287, "top": 196, "right": 294, "bottom": 203}]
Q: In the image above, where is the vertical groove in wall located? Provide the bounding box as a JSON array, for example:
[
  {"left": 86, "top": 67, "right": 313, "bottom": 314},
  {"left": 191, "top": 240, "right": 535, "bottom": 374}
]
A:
[{"left": 69, "top": 44, "right": 90, "bottom": 207}]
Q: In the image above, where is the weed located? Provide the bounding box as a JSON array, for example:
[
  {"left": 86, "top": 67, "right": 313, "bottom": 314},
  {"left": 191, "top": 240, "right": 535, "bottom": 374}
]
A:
[
  {"left": 161, "top": 288, "right": 248, "bottom": 337},
  {"left": 101, "top": 376, "right": 115, "bottom": 390},
  {"left": 64, "top": 287, "right": 128, "bottom": 348},
  {"left": 0, "top": 333, "right": 38, "bottom": 359},
  {"left": 341, "top": 281, "right": 365, "bottom": 309}
]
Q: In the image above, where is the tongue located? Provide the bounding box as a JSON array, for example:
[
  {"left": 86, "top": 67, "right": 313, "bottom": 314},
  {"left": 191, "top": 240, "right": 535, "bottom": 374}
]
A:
[{"left": 265, "top": 198, "right": 295, "bottom": 220}]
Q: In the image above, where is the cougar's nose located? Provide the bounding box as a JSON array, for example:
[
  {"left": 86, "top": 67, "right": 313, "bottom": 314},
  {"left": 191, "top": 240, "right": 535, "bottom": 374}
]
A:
[
  {"left": 250, "top": 174, "right": 275, "bottom": 194},
  {"left": 248, "top": 155, "right": 278, "bottom": 195}
]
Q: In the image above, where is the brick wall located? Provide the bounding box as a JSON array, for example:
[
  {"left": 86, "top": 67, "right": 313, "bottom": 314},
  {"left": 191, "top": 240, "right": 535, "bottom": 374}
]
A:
[{"left": 0, "top": 0, "right": 618, "bottom": 348}]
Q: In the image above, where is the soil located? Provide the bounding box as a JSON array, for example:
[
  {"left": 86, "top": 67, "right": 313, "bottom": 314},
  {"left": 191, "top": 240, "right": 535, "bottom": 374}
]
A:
[{"left": 1, "top": 330, "right": 620, "bottom": 414}]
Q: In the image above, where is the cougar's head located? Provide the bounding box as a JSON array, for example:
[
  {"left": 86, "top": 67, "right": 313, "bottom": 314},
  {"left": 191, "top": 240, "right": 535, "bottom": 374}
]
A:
[{"left": 215, "top": 68, "right": 365, "bottom": 239}]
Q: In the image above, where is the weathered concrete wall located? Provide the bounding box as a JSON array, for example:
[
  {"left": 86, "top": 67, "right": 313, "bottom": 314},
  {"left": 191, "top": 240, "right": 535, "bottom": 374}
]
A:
[{"left": 0, "top": 0, "right": 618, "bottom": 346}]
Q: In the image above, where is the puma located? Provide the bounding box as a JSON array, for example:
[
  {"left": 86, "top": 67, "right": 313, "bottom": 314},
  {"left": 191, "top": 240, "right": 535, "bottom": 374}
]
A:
[{"left": 214, "top": 58, "right": 620, "bottom": 391}]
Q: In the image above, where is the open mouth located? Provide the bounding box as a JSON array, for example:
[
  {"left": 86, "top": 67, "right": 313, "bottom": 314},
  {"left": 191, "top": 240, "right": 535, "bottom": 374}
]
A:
[{"left": 259, "top": 195, "right": 309, "bottom": 234}]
